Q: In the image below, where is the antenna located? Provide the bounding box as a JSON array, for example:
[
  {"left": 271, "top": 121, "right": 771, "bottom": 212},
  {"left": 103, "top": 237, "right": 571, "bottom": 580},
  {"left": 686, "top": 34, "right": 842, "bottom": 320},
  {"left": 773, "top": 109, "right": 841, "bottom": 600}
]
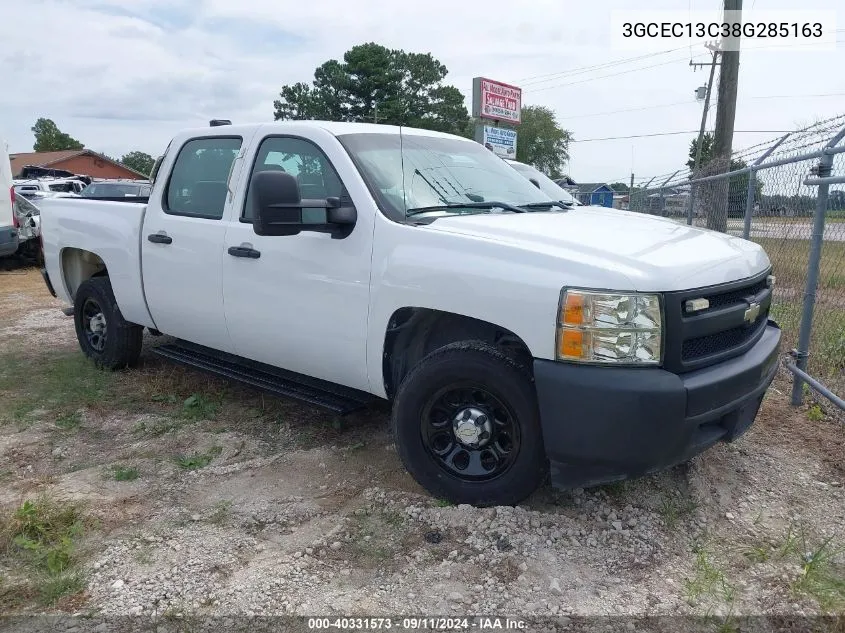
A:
[{"left": 399, "top": 126, "right": 407, "bottom": 215}]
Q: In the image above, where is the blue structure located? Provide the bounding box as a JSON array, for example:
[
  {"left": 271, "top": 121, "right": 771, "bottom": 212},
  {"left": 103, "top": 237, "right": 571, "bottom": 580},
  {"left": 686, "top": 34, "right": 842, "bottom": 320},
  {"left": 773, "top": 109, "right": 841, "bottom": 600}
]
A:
[{"left": 574, "top": 183, "right": 614, "bottom": 207}]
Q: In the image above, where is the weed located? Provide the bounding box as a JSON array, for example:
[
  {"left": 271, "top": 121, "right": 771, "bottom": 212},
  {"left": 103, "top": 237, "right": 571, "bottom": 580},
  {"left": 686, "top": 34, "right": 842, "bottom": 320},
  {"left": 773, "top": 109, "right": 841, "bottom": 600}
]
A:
[
  {"left": 208, "top": 500, "right": 232, "bottom": 525},
  {"left": 778, "top": 523, "right": 802, "bottom": 559},
  {"left": 598, "top": 479, "right": 629, "bottom": 499},
  {"left": 37, "top": 572, "right": 84, "bottom": 606},
  {"left": 806, "top": 405, "right": 824, "bottom": 422},
  {"left": 684, "top": 546, "right": 735, "bottom": 606},
  {"left": 659, "top": 493, "right": 698, "bottom": 529},
  {"left": 0, "top": 353, "right": 116, "bottom": 425},
  {"left": 180, "top": 394, "right": 218, "bottom": 421},
  {"left": 0, "top": 497, "right": 86, "bottom": 605},
  {"left": 382, "top": 509, "right": 405, "bottom": 528},
  {"left": 791, "top": 537, "right": 845, "bottom": 611},
  {"left": 55, "top": 411, "right": 82, "bottom": 430},
  {"left": 742, "top": 544, "right": 771, "bottom": 564},
  {"left": 434, "top": 499, "right": 453, "bottom": 508},
  {"left": 111, "top": 466, "right": 139, "bottom": 482},
  {"left": 176, "top": 446, "right": 223, "bottom": 470}
]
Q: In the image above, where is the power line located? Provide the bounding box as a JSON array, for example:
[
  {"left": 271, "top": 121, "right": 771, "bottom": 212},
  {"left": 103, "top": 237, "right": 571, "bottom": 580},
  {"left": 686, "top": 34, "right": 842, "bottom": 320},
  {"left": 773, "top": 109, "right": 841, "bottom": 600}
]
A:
[
  {"left": 572, "top": 130, "right": 794, "bottom": 143},
  {"left": 519, "top": 32, "right": 845, "bottom": 96},
  {"left": 558, "top": 101, "right": 695, "bottom": 120},
  {"left": 517, "top": 47, "right": 691, "bottom": 86},
  {"left": 524, "top": 54, "right": 709, "bottom": 93}
]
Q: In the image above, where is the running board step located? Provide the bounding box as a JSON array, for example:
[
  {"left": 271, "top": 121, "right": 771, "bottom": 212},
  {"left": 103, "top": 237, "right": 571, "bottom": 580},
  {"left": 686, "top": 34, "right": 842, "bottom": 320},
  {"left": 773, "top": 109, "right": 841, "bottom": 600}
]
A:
[{"left": 150, "top": 342, "right": 376, "bottom": 415}]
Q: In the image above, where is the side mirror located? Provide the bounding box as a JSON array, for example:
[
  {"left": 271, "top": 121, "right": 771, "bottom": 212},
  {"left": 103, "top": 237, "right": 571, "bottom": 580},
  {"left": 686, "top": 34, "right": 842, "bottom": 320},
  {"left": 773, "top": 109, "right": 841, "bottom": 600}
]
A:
[
  {"left": 253, "top": 170, "right": 304, "bottom": 236},
  {"left": 252, "top": 171, "right": 357, "bottom": 238},
  {"left": 529, "top": 178, "right": 541, "bottom": 190}
]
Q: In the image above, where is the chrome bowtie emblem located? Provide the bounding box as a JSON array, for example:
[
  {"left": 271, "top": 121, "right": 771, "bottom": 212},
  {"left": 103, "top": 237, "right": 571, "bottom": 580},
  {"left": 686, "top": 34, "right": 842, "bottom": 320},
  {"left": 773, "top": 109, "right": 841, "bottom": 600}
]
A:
[{"left": 744, "top": 302, "right": 761, "bottom": 324}]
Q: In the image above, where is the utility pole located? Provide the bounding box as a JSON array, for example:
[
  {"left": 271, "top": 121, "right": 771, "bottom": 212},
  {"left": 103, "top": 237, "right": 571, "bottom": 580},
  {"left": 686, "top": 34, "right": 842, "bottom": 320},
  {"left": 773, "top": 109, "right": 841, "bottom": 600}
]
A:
[
  {"left": 629, "top": 172, "right": 634, "bottom": 210},
  {"left": 374, "top": 102, "right": 378, "bottom": 124},
  {"left": 690, "top": 49, "right": 720, "bottom": 175},
  {"left": 710, "top": 0, "right": 743, "bottom": 231}
]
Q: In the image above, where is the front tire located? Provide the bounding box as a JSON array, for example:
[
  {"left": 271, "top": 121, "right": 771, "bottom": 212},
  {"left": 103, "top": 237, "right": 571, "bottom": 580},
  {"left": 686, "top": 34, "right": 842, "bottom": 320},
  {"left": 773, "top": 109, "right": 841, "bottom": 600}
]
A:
[
  {"left": 392, "top": 341, "right": 547, "bottom": 506},
  {"left": 73, "top": 277, "right": 143, "bottom": 369}
]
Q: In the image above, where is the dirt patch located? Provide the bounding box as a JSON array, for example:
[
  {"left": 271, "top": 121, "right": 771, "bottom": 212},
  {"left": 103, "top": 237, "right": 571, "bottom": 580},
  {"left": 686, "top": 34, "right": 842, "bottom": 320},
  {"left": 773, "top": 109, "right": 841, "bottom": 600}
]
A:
[{"left": 0, "top": 270, "right": 843, "bottom": 619}]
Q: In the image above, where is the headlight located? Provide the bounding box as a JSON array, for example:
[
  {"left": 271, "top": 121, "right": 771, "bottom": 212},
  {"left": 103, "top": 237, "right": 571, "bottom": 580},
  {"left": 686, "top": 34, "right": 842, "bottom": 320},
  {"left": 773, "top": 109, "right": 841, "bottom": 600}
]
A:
[{"left": 556, "top": 289, "right": 663, "bottom": 365}]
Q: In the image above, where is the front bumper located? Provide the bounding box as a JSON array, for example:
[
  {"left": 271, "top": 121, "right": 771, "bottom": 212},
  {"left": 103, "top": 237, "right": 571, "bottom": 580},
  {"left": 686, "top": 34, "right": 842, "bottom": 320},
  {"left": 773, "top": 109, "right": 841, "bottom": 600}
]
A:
[{"left": 534, "top": 321, "right": 781, "bottom": 489}]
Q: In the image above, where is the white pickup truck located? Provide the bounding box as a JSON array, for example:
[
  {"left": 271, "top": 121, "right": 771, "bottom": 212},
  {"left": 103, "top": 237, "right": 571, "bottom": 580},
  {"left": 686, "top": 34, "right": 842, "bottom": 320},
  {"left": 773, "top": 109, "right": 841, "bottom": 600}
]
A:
[{"left": 39, "top": 121, "right": 780, "bottom": 506}]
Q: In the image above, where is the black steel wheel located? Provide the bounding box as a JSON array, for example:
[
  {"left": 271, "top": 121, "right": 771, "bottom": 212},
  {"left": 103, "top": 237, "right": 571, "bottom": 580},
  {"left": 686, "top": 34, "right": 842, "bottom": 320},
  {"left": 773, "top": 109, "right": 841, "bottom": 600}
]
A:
[
  {"left": 73, "top": 276, "right": 143, "bottom": 369},
  {"left": 422, "top": 384, "right": 520, "bottom": 481},
  {"left": 392, "top": 341, "right": 547, "bottom": 506}
]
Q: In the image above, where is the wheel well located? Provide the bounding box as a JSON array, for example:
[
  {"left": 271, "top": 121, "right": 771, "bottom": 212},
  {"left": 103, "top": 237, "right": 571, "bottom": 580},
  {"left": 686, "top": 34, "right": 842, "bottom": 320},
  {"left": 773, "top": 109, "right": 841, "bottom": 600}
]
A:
[
  {"left": 60, "top": 248, "right": 107, "bottom": 300},
  {"left": 382, "top": 308, "right": 533, "bottom": 400}
]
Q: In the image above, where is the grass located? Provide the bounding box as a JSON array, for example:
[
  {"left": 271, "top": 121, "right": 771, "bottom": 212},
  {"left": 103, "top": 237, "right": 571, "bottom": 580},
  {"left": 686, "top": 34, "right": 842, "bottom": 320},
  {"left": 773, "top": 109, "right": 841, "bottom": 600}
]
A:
[
  {"left": 111, "top": 465, "right": 139, "bottom": 481},
  {"left": 741, "top": 524, "right": 845, "bottom": 612},
  {"left": 793, "top": 538, "right": 845, "bottom": 612},
  {"left": 179, "top": 394, "right": 219, "bottom": 421},
  {"left": 0, "top": 353, "right": 119, "bottom": 426},
  {"left": 0, "top": 497, "right": 87, "bottom": 606},
  {"left": 55, "top": 411, "right": 82, "bottom": 430},
  {"left": 684, "top": 541, "right": 736, "bottom": 607},
  {"left": 176, "top": 446, "right": 223, "bottom": 470},
  {"left": 758, "top": 236, "right": 845, "bottom": 393},
  {"left": 659, "top": 492, "right": 698, "bottom": 529}
]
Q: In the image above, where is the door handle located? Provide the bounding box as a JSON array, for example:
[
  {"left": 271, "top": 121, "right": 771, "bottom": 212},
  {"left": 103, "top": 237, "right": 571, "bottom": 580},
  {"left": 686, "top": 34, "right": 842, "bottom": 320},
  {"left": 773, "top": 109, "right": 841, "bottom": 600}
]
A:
[
  {"left": 147, "top": 233, "right": 172, "bottom": 244},
  {"left": 228, "top": 245, "right": 261, "bottom": 259}
]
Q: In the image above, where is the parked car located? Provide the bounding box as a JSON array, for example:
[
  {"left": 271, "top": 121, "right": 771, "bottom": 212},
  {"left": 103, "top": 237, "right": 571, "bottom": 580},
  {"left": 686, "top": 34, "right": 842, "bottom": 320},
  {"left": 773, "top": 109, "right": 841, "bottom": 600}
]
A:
[
  {"left": 14, "top": 178, "right": 87, "bottom": 198},
  {"left": 13, "top": 194, "right": 41, "bottom": 255},
  {"left": 504, "top": 159, "right": 581, "bottom": 207},
  {"left": 1, "top": 140, "right": 18, "bottom": 257},
  {"left": 38, "top": 120, "right": 780, "bottom": 506},
  {"left": 80, "top": 180, "right": 151, "bottom": 199}
]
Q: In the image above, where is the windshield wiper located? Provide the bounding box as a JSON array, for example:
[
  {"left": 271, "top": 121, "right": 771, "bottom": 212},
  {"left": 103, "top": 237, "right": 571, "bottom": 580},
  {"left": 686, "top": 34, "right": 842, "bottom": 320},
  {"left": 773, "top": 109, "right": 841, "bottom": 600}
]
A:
[
  {"left": 519, "top": 201, "right": 573, "bottom": 210},
  {"left": 406, "top": 201, "right": 527, "bottom": 217}
]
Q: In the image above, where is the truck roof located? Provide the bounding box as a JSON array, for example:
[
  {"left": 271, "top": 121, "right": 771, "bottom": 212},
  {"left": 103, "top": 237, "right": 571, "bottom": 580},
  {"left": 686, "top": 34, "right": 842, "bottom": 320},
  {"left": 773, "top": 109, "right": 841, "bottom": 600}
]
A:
[{"left": 173, "top": 120, "right": 466, "bottom": 142}]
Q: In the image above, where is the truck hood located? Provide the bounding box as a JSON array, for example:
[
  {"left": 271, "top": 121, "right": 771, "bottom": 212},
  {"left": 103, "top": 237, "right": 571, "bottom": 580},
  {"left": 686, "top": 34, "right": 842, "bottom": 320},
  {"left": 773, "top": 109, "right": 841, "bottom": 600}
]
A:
[{"left": 422, "top": 207, "right": 770, "bottom": 291}]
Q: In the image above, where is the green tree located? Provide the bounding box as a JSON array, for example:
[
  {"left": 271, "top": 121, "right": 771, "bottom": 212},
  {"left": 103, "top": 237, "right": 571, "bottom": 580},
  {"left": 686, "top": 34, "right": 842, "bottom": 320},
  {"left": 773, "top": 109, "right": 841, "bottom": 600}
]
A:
[
  {"left": 687, "top": 132, "right": 762, "bottom": 229},
  {"left": 514, "top": 105, "right": 572, "bottom": 179},
  {"left": 273, "top": 43, "right": 469, "bottom": 136},
  {"left": 609, "top": 182, "right": 629, "bottom": 193},
  {"left": 31, "top": 118, "right": 84, "bottom": 152},
  {"left": 120, "top": 151, "right": 155, "bottom": 176}
]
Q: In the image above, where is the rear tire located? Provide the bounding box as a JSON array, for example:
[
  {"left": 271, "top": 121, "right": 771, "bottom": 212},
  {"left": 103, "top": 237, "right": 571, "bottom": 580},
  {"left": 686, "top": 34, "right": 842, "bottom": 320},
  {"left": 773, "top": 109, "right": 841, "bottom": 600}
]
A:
[
  {"left": 73, "top": 277, "right": 143, "bottom": 369},
  {"left": 392, "top": 341, "right": 547, "bottom": 506}
]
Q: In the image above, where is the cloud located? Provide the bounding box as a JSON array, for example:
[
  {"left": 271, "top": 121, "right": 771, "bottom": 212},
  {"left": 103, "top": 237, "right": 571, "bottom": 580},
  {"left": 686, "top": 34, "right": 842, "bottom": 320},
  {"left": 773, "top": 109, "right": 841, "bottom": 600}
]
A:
[{"left": 0, "top": 0, "right": 842, "bottom": 180}]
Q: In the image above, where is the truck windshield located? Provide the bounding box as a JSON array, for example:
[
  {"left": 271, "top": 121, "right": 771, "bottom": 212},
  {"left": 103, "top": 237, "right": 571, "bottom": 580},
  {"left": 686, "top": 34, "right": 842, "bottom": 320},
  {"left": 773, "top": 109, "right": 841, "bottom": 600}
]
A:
[{"left": 337, "top": 132, "right": 555, "bottom": 220}]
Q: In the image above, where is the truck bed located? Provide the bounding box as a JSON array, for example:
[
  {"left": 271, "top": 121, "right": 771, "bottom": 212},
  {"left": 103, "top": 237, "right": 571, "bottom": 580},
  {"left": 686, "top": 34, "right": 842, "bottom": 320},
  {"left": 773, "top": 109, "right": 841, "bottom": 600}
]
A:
[{"left": 38, "top": 196, "right": 156, "bottom": 328}]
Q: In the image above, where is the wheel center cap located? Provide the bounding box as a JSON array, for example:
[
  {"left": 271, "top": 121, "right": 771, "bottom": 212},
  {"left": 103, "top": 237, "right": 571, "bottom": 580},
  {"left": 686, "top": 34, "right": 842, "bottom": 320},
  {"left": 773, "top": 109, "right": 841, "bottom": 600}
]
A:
[
  {"left": 89, "top": 313, "right": 106, "bottom": 333},
  {"left": 452, "top": 407, "right": 492, "bottom": 448}
]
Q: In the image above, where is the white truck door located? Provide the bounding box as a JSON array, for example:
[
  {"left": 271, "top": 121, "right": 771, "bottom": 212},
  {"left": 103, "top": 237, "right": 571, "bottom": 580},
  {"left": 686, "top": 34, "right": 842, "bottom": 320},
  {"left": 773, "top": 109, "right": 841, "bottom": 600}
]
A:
[
  {"left": 222, "top": 132, "right": 373, "bottom": 391},
  {"left": 141, "top": 135, "right": 243, "bottom": 352}
]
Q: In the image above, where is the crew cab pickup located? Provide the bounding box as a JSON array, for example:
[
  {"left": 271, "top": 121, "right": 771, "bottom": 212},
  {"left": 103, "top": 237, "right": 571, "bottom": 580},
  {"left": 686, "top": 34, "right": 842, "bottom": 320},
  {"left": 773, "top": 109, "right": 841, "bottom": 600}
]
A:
[{"left": 38, "top": 121, "right": 780, "bottom": 506}]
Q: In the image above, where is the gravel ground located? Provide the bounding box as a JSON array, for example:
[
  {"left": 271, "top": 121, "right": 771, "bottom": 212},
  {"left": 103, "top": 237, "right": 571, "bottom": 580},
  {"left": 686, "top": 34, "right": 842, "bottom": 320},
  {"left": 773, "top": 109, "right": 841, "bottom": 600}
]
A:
[{"left": 1, "top": 267, "right": 844, "bottom": 626}]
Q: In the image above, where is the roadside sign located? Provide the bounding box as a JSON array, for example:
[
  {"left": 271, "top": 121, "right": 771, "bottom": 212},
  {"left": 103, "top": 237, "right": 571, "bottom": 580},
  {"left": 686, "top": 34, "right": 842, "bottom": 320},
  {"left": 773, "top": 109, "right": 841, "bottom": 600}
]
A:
[
  {"left": 478, "top": 126, "right": 517, "bottom": 158},
  {"left": 472, "top": 77, "right": 522, "bottom": 125}
]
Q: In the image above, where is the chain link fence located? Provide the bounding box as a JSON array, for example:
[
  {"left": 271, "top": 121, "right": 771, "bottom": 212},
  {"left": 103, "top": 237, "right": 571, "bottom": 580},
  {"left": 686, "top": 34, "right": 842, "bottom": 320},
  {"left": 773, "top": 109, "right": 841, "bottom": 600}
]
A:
[{"left": 626, "top": 115, "right": 845, "bottom": 411}]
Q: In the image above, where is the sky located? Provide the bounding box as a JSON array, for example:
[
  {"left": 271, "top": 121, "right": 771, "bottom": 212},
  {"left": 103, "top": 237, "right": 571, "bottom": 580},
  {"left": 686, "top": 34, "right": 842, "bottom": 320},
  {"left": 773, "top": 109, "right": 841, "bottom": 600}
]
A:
[{"left": 1, "top": 0, "right": 843, "bottom": 185}]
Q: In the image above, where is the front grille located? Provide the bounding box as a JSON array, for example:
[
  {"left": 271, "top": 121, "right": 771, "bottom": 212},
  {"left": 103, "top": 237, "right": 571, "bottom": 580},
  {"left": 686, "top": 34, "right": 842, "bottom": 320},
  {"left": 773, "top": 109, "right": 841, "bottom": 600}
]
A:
[
  {"left": 703, "top": 278, "right": 768, "bottom": 311},
  {"left": 682, "top": 317, "right": 768, "bottom": 362},
  {"left": 663, "top": 269, "right": 772, "bottom": 373}
]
